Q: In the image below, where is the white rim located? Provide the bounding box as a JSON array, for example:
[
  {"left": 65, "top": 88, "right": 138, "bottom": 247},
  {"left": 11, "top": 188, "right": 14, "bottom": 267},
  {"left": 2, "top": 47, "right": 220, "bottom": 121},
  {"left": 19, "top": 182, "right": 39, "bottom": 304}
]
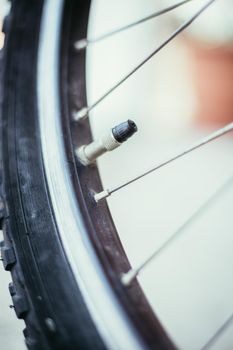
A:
[{"left": 37, "top": 1, "right": 143, "bottom": 349}]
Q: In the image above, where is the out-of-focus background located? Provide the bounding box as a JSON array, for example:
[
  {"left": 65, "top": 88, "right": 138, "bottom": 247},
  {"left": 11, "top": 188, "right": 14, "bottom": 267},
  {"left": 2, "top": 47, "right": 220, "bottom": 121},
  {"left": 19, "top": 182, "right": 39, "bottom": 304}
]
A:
[
  {"left": 1, "top": 0, "right": 233, "bottom": 349},
  {"left": 88, "top": 1, "right": 233, "bottom": 349}
]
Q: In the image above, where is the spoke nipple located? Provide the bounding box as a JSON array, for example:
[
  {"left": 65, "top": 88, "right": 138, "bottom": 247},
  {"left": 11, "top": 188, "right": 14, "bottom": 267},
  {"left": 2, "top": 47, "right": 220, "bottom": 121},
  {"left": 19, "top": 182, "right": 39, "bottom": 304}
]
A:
[
  {"left": 94, "top": 190, "right": 110, "bottom": 203},
  {"left": 73, "top": 107, "right": 89, "bottom": 122},
  {"left": 76, "top": 119, "right": 138, "bottom": 166},
  {"left": 74, "top": 38, "right": 88, "bottom": 51},
  {"left": 121, "top": 269, "right": 138, "bottom": 287}
]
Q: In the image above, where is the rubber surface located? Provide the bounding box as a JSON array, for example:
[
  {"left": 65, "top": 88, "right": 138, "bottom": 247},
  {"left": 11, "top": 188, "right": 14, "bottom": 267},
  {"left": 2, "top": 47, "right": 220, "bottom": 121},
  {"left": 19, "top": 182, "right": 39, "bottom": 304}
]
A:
[{"left": 0, "top": 1, "right": 106, "bottom": 349}]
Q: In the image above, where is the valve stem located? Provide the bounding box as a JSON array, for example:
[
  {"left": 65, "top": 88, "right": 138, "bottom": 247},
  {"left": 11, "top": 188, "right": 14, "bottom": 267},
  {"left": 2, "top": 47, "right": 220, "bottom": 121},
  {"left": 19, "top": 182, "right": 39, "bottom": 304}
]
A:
[{"left": 76, "top": 120, "right": 137, "bottom": 166}]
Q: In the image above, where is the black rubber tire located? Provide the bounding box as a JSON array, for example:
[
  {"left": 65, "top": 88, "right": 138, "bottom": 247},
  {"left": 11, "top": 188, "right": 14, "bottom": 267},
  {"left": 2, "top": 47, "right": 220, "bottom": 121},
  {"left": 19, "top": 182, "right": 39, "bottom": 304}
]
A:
[
  {"left": 0, "top": 1, "right": 106, "bottom": 349},
  {"left": 0, "top": 2, "right": 177, "bottom": 350}
]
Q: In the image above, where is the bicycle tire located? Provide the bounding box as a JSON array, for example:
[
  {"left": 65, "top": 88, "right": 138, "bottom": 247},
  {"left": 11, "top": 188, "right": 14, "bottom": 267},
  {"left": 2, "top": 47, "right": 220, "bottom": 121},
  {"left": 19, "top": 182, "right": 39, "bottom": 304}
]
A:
[
  {"left": 0, "top": 1, "right": 110, "bottom": 349},
  {"left": 0, "top": 1, "right": 174, "bottom": 350}
]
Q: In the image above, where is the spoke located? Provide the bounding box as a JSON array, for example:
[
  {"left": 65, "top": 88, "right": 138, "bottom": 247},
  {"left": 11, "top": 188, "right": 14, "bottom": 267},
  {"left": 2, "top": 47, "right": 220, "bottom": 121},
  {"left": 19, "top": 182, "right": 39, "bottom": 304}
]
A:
[
  {"left": 94, "top": 122, "right": 233, "bottom": 202},
  {"left": 200, "top": 313, "right": 233, "bottom": 350},
  {"left": 74, "top": 0, "right": 217, "bottom": 121},
  {"left": 121, "top": 175, "right": 233, "bottom": 286},
  {"left": 75, "top": 0, "right": 195, "bottom": 50}
]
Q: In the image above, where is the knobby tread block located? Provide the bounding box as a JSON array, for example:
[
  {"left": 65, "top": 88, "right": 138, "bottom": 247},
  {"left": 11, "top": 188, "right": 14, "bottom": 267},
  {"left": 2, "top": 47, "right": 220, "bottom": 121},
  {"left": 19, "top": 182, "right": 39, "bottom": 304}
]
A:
[
  {"left": 1, "top": 243, "right": 16, "bottom": 270},
  {"left": 1, "top": 217, "right": 46, "bottom": 349},
  {"left": 8, "top": 282, "right": 29, "bottom": 319}
]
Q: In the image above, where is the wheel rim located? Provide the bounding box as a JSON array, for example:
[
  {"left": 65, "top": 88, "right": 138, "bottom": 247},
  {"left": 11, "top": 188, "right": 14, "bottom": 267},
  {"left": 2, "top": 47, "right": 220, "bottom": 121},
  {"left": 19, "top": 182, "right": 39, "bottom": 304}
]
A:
[
  {"left": 37, "top": 0, "right": 174, "bottom": 349},
  {"left": 38, "top": 0, "right": 233, "bottom": 349}
]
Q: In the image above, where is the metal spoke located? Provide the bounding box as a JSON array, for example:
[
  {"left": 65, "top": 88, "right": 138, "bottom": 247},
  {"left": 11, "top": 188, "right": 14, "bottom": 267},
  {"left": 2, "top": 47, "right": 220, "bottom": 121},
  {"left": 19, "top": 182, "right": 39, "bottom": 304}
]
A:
[
  {"left": 200, "top": 313, "right": 233, "bottom": 350},
  {"left": 94, "top": 122, "right": 233, "bottom": 202},
  {"left": 74, "top": 0, "right": 217, "bottom": 121},
  {"left": 121, "top": 175, "right": 233, "bottom": 286},
  {"left": 75, "top": 0, "right": 195, "bottom": 50}
]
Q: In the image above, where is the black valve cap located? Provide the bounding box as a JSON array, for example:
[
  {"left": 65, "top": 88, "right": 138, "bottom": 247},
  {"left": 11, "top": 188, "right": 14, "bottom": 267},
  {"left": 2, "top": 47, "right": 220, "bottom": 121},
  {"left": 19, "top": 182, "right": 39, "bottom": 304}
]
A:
[{"left": 112, "top": 120, "right": 138, "bottom": 143}]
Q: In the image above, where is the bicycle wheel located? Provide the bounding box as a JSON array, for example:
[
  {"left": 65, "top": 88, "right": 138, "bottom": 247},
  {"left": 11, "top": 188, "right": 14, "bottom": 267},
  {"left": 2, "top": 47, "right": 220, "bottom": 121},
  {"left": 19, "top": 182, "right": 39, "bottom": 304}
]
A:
[
  {"left": 1, "top": 0, "right": 232, "bottom": 349},
  {"left": 0, "top": 1, "right": 174, "bottom": 349}
]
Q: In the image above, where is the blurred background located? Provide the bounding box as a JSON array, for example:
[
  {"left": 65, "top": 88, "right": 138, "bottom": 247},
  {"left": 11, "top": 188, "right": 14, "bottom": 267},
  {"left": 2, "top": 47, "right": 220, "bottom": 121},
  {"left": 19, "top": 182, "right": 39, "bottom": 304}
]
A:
[
  {"left": 1, "top": 0, "right": 233, "bottom": 349},
  {"left": 87, "top": 1, "right": 233, "bottom": 349}
]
